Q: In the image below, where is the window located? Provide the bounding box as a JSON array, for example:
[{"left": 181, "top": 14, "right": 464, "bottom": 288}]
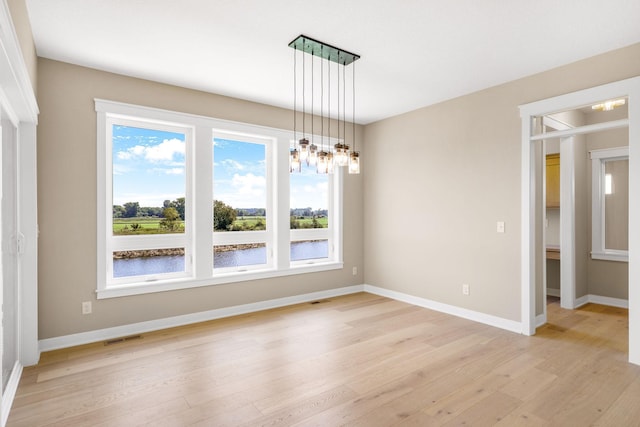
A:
[
  {"left": 107, "top": 118, "right": 193, "bottom": 285},
  {"left": 212, "top": 132, "right": 272, "bottom": 271},
  {"left": 290, "top": 169, "right": 332, "bottom": 263},
  {"left": 96, "top": 100, "right": 343, "bottom": 298},
  {"left": 590, "top": 146, "right": 629, "bottom": 262}
]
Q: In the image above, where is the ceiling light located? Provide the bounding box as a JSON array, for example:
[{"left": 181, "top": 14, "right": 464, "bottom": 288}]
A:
[
  {"left": 289, "top": 35, "right": 360, "bottom": 174},
  {"left": 591, "top": 98, "right": 626, "bottom": 111}
]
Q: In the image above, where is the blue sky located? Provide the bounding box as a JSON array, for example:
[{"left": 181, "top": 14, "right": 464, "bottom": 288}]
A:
[
  {"left": 290, "top": 163, "right": 329, "bottom": 211},
  {"left": 112, "top": 125, "right": 186, "bottom": 207},
  {"left": 112, "top": 126, "right": 327, "bottom": 210},
  {"left": 213, "top": 138, "right": 266, "bottom": 209}
]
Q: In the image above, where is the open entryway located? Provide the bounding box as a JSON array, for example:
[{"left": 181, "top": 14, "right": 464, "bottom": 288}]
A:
[
  {"left": 538, "top": 108, "right": 629, "bottom": 329},
  {"left": 519, "top": 76, "right": 640, "bottom": 365}
]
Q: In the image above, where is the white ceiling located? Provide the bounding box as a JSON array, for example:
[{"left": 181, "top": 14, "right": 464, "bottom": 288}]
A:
[{"left": 25, "top": 0, "right": 640, "bottom": 124}]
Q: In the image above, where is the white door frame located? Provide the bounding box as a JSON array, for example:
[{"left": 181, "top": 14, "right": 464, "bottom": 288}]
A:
[
  {"left": 559, "top": 135, "right": 576, "bottom": 310},
  {"left": 0, "top": 1, "right": 39, "bottom": 422},
  {"left": 520, "top": 76, "right": 640, "bottom": 365},
  {"left": 1, "top": 0, "right": 39, "bottom": 374},
  {"left": 539, "top": 117, "right": 574, "bottom": 325}
]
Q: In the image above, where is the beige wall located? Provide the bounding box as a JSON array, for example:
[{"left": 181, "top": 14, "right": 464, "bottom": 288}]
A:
[
  {"left": 586, "top": 107, "right": 629, "bottom": 300},
  {"left": 363, "top": 43, "right": 640, "bottom": 322},
  {"left": 36, "top": 58, "right": 364, "bottom": 339},
  {"left": 7, "top": 0, "right": 37, "bottom": 93}
]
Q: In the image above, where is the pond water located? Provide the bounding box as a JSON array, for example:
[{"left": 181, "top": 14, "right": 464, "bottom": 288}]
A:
[{"left": 113, "top": 240, "right": 328, "bottom": 278}]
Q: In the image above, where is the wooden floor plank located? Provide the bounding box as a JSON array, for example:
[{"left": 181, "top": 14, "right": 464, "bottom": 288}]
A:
[
  {"left": 499, "top": 367, "right": 558, "bottom": 401},
  {"left": 594, "top": 375, "right": 640, "bottom": 427},
  {"left": 347, "top": 371, "right": 474, "bottom": 426},
  {"left": 7, "top": 292, "right": 640, "bottom": 427},
  {"left": 441, "top": 391, "right": 522, "bottom": 427}
]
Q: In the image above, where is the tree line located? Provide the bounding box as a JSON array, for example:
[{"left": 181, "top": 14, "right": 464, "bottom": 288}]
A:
[
  {"left": 113, "top": 198, "right": 186, "bottom": 219},
  {"left": 114, "top": 198, "right": 325, "bottom": 232}
]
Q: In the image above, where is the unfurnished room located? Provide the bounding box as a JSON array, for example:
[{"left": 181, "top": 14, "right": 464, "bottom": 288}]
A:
[{"left": 1, "top": 1, "right": 640, "bottom": 425}]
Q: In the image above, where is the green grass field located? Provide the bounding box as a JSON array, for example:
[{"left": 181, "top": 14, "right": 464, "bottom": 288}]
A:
[
  {"left": 113, "top": 217, "right": 184, "bottom": 235},
  {"left": 113, "top": 215, "right": 327, "bottom": 235},
  {"left": 291, "top": 216, "right": 328, "bottom": 228},
  {"left": 233, "top": 216, "right": 266, "bottom": 230}
]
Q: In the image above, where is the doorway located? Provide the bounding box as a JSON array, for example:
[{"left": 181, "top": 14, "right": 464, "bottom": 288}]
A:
[
  {"left": 540, "top": 109, "right": 629, "bottom": 329},
  {"left": 520, "top": 76, "right": 640, "bottom": 365}
]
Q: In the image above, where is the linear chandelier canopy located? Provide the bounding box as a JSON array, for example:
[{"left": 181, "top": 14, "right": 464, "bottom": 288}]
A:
[
  {"left": 288, "top": 35, "right": 360, "bottom": 65},
  {"left": 289, "top": 34, "right": 361, "bottom": 174}
]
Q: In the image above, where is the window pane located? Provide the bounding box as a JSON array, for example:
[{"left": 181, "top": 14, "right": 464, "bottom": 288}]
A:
[
  {"left": 112, "top": 125, "right": 186, "bottom": 235},
  {"left": 290, "top": 169, "right": 329, "bottom": 229},
  {"left": 291, "top": 240, "right": 328, "bottom": 261},
  {"left": 604, "top": 159, "right": 628, "bottom": 251},
  {"left": 214, "top": 244, "right": 266, "bottom": 269},
  {"left": 113, "top": 248, "right": 185, "bottom": 278},
  {"left": 213, "top": 138, "right": 266, "bottom": 232}
]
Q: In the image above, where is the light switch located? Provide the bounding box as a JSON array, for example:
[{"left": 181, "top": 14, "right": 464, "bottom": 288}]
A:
[{"left": 497, "top": 221, "right": 505, "bottom": 233}]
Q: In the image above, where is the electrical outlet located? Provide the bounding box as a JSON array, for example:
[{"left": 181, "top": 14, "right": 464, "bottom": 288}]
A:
[
  {"left": 497, "top": 221, "right": 505, "bottom": 233},
  {"left": 352, "top": 266, "right": 358, "bottom": 276},
  {"left": 462, "top": 284, "right": 470, "bottom": 296},
  {"left": 82, "top": 301, "right": 92, "bottom": 315}
]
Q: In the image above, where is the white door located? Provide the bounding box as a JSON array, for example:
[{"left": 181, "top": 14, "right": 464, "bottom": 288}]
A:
[{"left": 1, "top": 107, "right": 18, "bottom": 398}]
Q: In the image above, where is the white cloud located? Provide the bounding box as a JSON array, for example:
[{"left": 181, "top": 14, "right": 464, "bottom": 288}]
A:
[
  {"left": 232, "top": 173, "right": 265, "bottom": 195},
  {"left": 113, "top": 164, "right": 130, "bottom": 175},
  {"left": 116, "top": 138, "right": 184, "bottom": 163},
  {"left": 301, "top": 181, "right": 328, "bottom": 194},
  {"left": 143, "top": 138, "right": 185, "bottom": 162},
  {"left": 214, "top": 173, "right": 267, "bottom": 208},
  {"left": 221, "top": 159, "right": 245, "bottom": 170},
  {"left": 165, "top": 168, "right": 184, "bottom": 175},
  {"left": 148, "top": 167, "right": 185, "bottom": 175},
  {"left": 291, "top": 181, "right": 328, "bottom": 211}
]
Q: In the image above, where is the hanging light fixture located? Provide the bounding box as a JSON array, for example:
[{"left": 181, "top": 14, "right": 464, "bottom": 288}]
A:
[
  {"left": 348, "top": 58, "right": 360, "bottom": 174},
  {"left": 289, "top": 46, "right": 298, "bottom": 172},
  {"left": 289, "top": 35, "right": 360, "bottom": 174},
  {"left": 308, "top": 142, "right": 318, "bottom": 165},
  {"left": 316, "top": 45, "right": 329, "bottom": 174},
  {"left": 591, "top": 98, "right": 626, "bottom": 111}
]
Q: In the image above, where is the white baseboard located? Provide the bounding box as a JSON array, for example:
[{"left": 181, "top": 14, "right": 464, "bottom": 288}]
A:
[
  {"left": 39, "top": 283, "right": 540, "bottom": 353},
  {"left": 535, "top": 293, "right": 627, "bottom": 328},
  {"left": 39, "top": 285, "right": 364, "bottom": 352},
  {"left": 576, "top": 294, "right": 628, "bottom": 309},
  {"left": 363, "top": 284, "right": 522, "bottom": 334},
  {"left": 546, "top": 290, "right": 627, "bottom": 309},
  {"left": 1, "top": 361, "right": 23, "bottom": 427},
  {"left": 546, "top": 288, "right": 560, "bottom": 297},
  {"left": 574, "top": 294, "right": 590, "bottom": 308}
]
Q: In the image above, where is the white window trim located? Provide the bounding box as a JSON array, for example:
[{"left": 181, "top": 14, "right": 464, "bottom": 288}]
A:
[
  {"left": 212, "top": 129, "right": 274, "bottom": 273},
  {"left": 105, "top": 115, "right": 194, "bottom": 286},
  {"left": 590, "top": 146, "right": 629, "bottom": 262},
  {"left": 289, "top": 166, "right": 342, "bottom": 265},
  {"left": 96, "top": 99, "right": 343, "bottom": 299}
]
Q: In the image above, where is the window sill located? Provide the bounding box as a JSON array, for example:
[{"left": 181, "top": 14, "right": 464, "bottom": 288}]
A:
[
  {"left": 97, "top": 261, "right": 344, "bottom": 299},
  {"left": 591, "top": 251, "right": 628, "bottom": 263}
]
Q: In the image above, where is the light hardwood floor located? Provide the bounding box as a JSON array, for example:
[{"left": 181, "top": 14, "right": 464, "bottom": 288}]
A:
[{"left": 7, "top": 292, "right": 640, "bottom": 426}]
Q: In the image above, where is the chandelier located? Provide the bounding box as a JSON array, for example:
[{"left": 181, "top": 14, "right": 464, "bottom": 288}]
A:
[{"left": 289, "top": 35, "right": 360, "bottom": 174}]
